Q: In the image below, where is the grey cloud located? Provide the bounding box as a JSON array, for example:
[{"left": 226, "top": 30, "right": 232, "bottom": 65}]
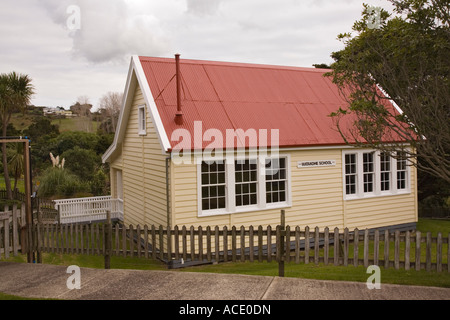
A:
[
  {"left": 186, "top": 0, "right": 222, "bottom": 16},
  {"left": 40, "top": 0, "right": 170, "bottom": 63}
]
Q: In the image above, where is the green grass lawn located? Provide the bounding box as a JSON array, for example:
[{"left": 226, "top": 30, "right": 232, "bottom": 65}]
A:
[
  {"left": 51, "top": 117, "right": 98, "bottom": 132},
  {"left": 0, "top": 177, "right": 25, "bottom": 193}
]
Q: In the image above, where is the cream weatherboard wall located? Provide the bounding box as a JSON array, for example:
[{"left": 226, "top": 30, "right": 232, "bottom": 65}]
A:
[
  {"left": 170, "top": 148, "right": 417, "bottom": 230},
  {"left": 109, "top": 84, "right": 168, "bottom": 228}
]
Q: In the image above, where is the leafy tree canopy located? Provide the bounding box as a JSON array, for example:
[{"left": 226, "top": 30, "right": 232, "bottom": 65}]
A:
[{"left": 327, "top": 0, "right": 450, "bottom": 183}]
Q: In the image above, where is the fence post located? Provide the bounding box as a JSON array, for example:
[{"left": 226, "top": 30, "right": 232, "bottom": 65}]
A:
[
  {"left": 104, "top": 210, "right": 111, "bottom": 269},
  {"left": 278, "top": 209, "right": 285, "bottom": 277}
]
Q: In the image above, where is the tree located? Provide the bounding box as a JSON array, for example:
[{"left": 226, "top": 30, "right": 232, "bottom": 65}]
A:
[
  {"left": 98, "top": 91, "right": 123, "bottom": 133},
  {"left": 70, "top": 102, "right": 92, "bottom": 117},
  {"left": 0, "top": 72, "right": 34, "bottom": 199},
  {"left": 61, "top": 146, "right": 101, "bottom": 181},
  {"left": 312, "top": 63, "right": 331, "bottom": 69},
  {"left": 327, "top": 0, "right": 450, "bottom": 183},
  {"left": 8, "top": 142, "right": 24, "bottom": 193},
  {"left": 25, "top": 116, "right": 59, "bottom": 141}
]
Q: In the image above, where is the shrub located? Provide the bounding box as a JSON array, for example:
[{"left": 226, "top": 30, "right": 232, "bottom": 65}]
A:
[
  {"left": 37, "top": 167, "right": 89, "bottom": 199},
  {"left": 61, "top": 146, "right": 100, "bottom": 181}
]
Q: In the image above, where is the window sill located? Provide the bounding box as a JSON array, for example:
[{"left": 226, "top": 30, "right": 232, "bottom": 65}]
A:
[
  {"left": 198, "top": 202, "right": 291, "bottom": 218},
  {"left": 344, "top": 190, "right": 411, "bottom": 201}
]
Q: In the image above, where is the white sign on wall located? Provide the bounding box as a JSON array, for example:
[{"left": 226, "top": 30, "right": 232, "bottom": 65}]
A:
[{"left": 297, "top": 160, "right": 336, "bottom": 168}]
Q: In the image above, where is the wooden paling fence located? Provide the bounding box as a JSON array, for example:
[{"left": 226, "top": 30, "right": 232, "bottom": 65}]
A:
[
  {"left": 0, "top": 204, "right": 26, "bottom": 259},
  {"left": 28, "top": 220, "right": 450, "bottom": 273}
]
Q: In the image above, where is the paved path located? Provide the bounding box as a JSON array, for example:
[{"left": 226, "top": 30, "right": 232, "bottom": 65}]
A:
[{"left": 0, "top": 262, "right": 449, "bottom": 300}]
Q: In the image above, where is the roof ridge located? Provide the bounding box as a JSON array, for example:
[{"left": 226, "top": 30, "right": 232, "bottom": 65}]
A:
[{"left": 138, "top": 56, "right": 327, "bottom": 73}]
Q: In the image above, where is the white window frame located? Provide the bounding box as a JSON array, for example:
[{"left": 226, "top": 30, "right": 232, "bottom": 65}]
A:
[
  {"left": 342, "top": 149, "right": 411, "bottom": 200},
  {"left": 396, "top": 151, "right": 408, "bottom": 191},
  {"left": 197, "top": 154, "right": 291, "bottom": 217},
  {"left": 138, "top": 104, "right": 146, "bottom": 135},
  {"left": 199, "top": 160, "right": 227, "bottom": 214},
  {"left": 234, "top": 158, "right": 259, "bottom": 210},
  {"left": 380, "top": 152, "right": 391, "bottom": 192}
]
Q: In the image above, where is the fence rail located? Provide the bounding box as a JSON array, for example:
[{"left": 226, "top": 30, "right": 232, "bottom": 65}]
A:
[{"left": 28, "top": 221, "right": 450, "bottom": 273}]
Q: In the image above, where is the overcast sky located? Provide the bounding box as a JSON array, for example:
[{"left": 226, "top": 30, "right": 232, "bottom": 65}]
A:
[{"left": 0, "top": 0, "right": 394, "bottom": 110}]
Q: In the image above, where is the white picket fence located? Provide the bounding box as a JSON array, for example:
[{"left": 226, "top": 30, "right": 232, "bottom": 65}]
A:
[{"left": 54, "top": 196, "right": 123, "bottom": 224}]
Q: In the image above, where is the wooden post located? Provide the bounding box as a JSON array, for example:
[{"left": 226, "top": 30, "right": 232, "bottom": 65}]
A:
[
  {"left": 324, "top": 227, "right": 329, "bottom": 266},
  {"left": 343, "top": 228, "right": 349, "bottom": 266},
  {"left": 405, "top": 230, "right": 411, "bottom": 271},
  {"left": 12, "top": 204, "right": 18, "bottom": 256},
  {"left": 353, "top": 228, "right": 359, "bottom": 267},
  {"left": 436, "top": 232, "right": 442, "bottom": 272},
  {"left": 304, "top": 226, "right": 310, "bottom": 264},
  {"left": 4, "top": 218, "right": 9, "bottom": 259},
  {"left": 384, "top": 230, "right": 390, "bottom": 269},
  {"left": 426, "top": 232, "right": 432, "bottom": 272},
  {"left": 374, "top": 229, "right": 379, "bottom": 266},
  {"left": 333, "top": 227, "right": 339, "bottom": 266},
  {"left": 36, "top": 223, "right": 42, "bottom": 263},
  {"left": 278, "top": 209, "right": 285, "bottom": 277},
  {"left": 23, "top": 139, "right": 33, "bottom": 263},
  {"left": 104, "top": 211, "right": 111, "bottom": 269},
  {"left": 363, "top": 229, "right": 369, "bottom": 268},
  {"left": 415, "top": 231, "right": 421, "bottom": 271},
  {"left": 394, "top": 230, "right": 400, "bottom": 270}
]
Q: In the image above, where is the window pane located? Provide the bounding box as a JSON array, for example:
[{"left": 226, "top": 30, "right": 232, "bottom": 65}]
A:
[
  {"left": 265, "top": 157, "right": 287, "bottom": 204},
  {"left": 363, "top": 152, "right": 374, "bottom": 193},
  {"left": 235, "top": 159, "right": 258, "bottom": 207},
  {"left": 380, "top": 152, "right": 391, "bottom": 191},
  {"left": 346, "top": 175, "right": 356, "bottom": 195},
  {"left": 397, "top": 152, "right": 407, "bottom": 190},
  {"left": 210, "top": 173, "right": 217, "bottom": 184},
  {"left": 345, "top": 154, "right": 357, "bottom": 195},
  {"left": 218, "top": 197, "right": 225, "bottom": 209},
  {"left": 218, "top": 185, "right": 225, "bottom": 197},
  {"left": 210, "top": 186, "right": 217, "bottom": 197},
  {"left": 202, "top": 199, "right": 209, "bottom": 210},
  {"left": 243, "top": 194, "right": 250, "bottom": 205},
  {"left": 250, "top": 193, "right": 257, "bottom": 205},
  {"left": 236, "top": 195, "right": 242, "bottom": 206},
  {"left": 201, "top": 161, "right": 226, "bottom": 211},
  {"left": 202, "top": 187, "right": 208, "bottom": 198}
]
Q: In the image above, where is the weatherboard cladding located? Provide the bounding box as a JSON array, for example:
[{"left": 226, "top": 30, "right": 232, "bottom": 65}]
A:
[{"left": 138, "top": 56, "right": 401, "bottom": 150}]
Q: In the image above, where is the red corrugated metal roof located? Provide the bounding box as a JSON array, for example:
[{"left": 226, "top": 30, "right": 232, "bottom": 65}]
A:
[{"left": 139, "top": 56, "right": 402, "bottom": 150}]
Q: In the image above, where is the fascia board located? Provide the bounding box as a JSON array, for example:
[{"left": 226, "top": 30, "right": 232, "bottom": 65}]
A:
[
  {"left": 132, "top": 55, "right": 172, "bottom": 153},
  {"left": 102, "top": 58, "right": 135, "bottom": 163}
]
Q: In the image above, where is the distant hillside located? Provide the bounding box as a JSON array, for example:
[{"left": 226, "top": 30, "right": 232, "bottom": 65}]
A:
[
  {"left": 9, "top": 109, "right": 98, "bottom": 133},
  {"left": 51, "top": 117, "right": 99, "bottom": 133}
]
